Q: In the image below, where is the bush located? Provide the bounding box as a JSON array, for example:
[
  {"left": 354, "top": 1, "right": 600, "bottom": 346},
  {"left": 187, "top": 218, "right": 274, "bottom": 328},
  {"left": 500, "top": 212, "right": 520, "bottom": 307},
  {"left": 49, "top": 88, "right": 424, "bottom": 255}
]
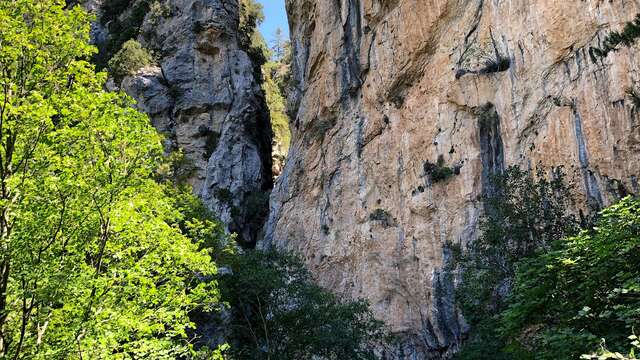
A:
[
  {"left": 95, "top": 0, "right": 152, "bottom": 69},
  {"left": 453, "top": 166, "right": 578, "bottom": 359},
  {"left": 219, "top": 250, "right": 391, "bottom": 359},
  {"left": 424, "top": 155, "right": 458, "bottom": 183},
  {"left": 108, "top": 39, "right": 154, "bottom": 80},
  {"left": 148, "top": 1, "right": 170, "bottom": 25},
  {"left": 500, "top": 196, "right": 640, "bottom": 359},
  {"left": 590, "top": 14, "right": 640, "bottom": 60},
  {"left": 214, "top": 187, "right": 234, "bottom": 204},
  {"left": 582, "top": 334, "right": 640, "bottom": 360},
  {"left": 479, "top": 54, "right": 510, "bottom": 74}
]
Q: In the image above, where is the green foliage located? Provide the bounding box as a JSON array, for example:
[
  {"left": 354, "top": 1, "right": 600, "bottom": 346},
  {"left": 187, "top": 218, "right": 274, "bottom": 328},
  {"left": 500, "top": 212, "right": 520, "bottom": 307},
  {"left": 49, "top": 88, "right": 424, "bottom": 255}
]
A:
[
  {"left": 239, "top": 0, "right": 269, "bottom": 76},
  {"left": 107, "top": 39, "right": 155, "bottom": 81},
  {"left": 220, "top": 250, "right": 391, "bottom": 360},
  {"left": 424, "top": 156, "right": 458, "bottom": 183},
  {"left": 244, "top": 191, "right": 270, "bottom": 222},
  {"left": 214, "top": 187, "right": 234, "bottom": 204},
  {"left": 263, "top": 61, "right": 291, "bottom": 154},
  {"left": 147, "top": 1, "right": 171, "bottom": 25},
  {"left": 500, "top": 196, "right": 640, "bottom": 359},
  {"left": 100, "top": 0, "right": 134, "bottom": 25},
  {"left": 591, "top": 14, "right": 640, "bottom": 60},
  {"left": 203, "top": 129, "right": 221, "bottom": 158},
  {"left": 0, "top": 1, "right": 224, "bottom": 357},
  {"left": 455, "top": 167, "right": 640, "bottom": 360},
  {"left": 582, "top": 334, "right": 640, "bottom": 360},
  {"left": 454, "top": 166, "right": 578, "bottom": 359},
  {"left": 97, "top": 0, "right": 152, "bottom": 69},
  {"left": 155, "top": 149, "right": 196, "bottom": 184}
]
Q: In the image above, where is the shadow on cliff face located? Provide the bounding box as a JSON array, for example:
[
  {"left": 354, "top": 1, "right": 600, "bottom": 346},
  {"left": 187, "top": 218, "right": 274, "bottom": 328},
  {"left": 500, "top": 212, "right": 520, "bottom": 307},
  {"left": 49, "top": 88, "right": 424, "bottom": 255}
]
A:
[{"left": 476, "top": 103, "right": 505, "bottom": 199}]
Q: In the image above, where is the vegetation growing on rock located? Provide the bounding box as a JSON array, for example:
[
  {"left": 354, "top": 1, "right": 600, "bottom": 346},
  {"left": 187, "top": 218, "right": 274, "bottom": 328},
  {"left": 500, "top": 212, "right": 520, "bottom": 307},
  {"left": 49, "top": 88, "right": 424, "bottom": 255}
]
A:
[
  {"left": 500, "top": 196, "right": 640, "bottom": 359},
  {"left": 454, "top": 167, "right": 639, "bottom": 359},
  {"left": 591, "top": 14, "right": 640, "bottom": 60},
  {"left": 108, "top": 39, "right": 155, "bottom": 80},
  {"left": 97, "top": 0, "right": 152, "bottom": 68},
  {"left": 424, "top": 156, "right": 459, "bottom": 184}
]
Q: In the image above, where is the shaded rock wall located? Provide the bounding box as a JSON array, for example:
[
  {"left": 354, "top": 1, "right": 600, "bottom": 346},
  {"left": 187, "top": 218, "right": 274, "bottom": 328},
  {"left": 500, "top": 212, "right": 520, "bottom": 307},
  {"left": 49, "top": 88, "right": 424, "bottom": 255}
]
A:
[
  {"left": 267, "top": 0, "right": 640, "bottom": 358},
  {"left": 91, "top": 0, "right": 272, "bottom": 245}
]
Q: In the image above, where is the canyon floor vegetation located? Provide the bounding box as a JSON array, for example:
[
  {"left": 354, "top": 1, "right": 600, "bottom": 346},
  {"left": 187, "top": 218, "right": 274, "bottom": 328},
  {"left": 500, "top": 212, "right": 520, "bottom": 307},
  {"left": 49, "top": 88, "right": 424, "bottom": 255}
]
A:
[{"left": 453, "top": 167, "right": 640, "bottom": 359}]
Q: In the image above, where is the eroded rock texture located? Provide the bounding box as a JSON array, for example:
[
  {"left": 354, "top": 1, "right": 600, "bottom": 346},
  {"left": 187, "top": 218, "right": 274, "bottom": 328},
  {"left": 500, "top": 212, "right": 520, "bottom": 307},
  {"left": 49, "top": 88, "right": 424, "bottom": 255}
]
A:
[
  {"left": 267, "top": 0, "right": 640, "bottom": 358},
  {"left": 93, "top": 0, "right": 272, "bottom": 245}
]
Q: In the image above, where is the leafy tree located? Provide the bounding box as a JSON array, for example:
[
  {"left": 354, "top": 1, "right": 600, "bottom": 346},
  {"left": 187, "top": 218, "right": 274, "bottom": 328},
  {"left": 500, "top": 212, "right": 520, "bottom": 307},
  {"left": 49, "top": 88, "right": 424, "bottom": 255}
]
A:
[
  {"left": 0, "top": 1, "right": 224, "bottom": 358},
  {"left": 454, "top": 166, "right": 579, "bottom": 359},
  {"left": 220, "top": 250, "right": 391, "bottom": 360},
  {"left": 500, "top": 196, "right": 640, "bottom": 359}
]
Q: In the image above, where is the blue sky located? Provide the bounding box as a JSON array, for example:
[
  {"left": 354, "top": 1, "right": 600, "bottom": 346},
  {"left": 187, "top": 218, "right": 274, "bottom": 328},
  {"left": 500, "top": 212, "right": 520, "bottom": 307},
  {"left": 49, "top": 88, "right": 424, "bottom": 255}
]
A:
[{"left": 257, "top": 0, "right": 289, "bottom": 46}]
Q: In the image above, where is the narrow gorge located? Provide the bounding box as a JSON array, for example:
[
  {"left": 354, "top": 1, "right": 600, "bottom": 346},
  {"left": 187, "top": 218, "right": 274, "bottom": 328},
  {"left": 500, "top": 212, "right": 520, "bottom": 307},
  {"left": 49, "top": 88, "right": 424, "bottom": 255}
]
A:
[{"left": 75, "top": 0, "right": 640, "bottom": 358}]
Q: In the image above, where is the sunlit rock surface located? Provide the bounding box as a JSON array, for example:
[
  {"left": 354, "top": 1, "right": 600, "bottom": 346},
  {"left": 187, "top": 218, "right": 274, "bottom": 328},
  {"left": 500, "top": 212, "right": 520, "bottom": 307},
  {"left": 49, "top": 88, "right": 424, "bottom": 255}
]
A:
[{"left": 266, "top": 1, "right": 640, "bottom": 358}]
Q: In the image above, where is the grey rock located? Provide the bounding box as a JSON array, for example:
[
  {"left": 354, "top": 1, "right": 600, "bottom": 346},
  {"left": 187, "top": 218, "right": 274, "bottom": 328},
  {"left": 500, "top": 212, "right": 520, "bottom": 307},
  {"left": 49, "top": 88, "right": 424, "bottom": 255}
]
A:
[{"left": 91, "top": 0, "right": 272, "bottom": 246}]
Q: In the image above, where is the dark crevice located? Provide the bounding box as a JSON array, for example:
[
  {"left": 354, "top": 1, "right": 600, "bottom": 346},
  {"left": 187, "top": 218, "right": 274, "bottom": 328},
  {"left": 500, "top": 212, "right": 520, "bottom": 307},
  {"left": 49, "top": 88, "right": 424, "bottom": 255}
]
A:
[
  {"left": 572, "top": 104, "right": 604, "bottom": 210},
  {"left": 339, "top": 0, "right": 363, "bottom": 98},
  {"left": 477, "top": 103, "right": 505, "bottom": 198}
]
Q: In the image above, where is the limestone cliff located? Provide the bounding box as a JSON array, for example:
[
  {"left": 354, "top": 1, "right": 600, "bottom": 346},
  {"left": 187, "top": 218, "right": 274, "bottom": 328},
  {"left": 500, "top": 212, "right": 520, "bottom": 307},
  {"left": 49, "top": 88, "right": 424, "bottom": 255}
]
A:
[
  {"left": 266, "top": 0, "right": 640, "bottom": 358},
  {"left": 91, "top": 0, "right": 272, "bottom": 246}
]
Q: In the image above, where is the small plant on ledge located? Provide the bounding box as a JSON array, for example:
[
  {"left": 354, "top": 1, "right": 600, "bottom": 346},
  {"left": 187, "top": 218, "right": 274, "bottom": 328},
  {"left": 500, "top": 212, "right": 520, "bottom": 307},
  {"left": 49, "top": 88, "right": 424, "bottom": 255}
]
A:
[
  {"left": 626, "top": 86, "right": 640, "bottom": 110},
  {"left": 590, "top": 13, "right": 640, "bottom": 61},
  {"left": 424, "top": 155, "right": 459, "bottom": 183}
]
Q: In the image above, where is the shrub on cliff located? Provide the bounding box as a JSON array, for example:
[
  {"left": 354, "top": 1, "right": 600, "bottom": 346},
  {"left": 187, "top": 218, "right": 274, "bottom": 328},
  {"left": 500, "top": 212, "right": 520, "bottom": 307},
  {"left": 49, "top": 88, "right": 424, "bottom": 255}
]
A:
[
  {"left": 97, "top": 0, "right": 152, "bottom": 69},
  {"left": 220, "top": 250, "right": 391, "bottom": 360},
  {"left": 263, "top": 60, "right": 291, "bottom": 154},
  {"left": 239, "top": 0, "right": 268, "bottom": 77},
  {"left": 108, "top": 39, "right": 155, "bottom": 81},
  {"left": 590, "top": 14, "right": 640, "bottom": 60}
]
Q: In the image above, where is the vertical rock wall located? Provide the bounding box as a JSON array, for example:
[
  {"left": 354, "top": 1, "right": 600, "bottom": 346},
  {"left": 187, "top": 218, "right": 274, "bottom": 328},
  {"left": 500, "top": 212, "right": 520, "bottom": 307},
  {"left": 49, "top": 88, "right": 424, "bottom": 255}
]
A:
[
  {"left": 267, "top": 0, "right": 640, "bottom": 358},
  {"left": 92, "top": 0, "right": 272, "bottom": 245}
]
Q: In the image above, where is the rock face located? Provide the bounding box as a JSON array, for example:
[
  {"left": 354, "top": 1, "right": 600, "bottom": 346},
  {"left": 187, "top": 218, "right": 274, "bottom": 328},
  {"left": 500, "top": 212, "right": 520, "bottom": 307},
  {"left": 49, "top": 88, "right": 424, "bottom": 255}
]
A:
[
  {"left": 93, "top": 0, "right": 272, "bottom": 246},
  {"left": 267, "top": 0, "right": 640, "bottom": 358}
]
